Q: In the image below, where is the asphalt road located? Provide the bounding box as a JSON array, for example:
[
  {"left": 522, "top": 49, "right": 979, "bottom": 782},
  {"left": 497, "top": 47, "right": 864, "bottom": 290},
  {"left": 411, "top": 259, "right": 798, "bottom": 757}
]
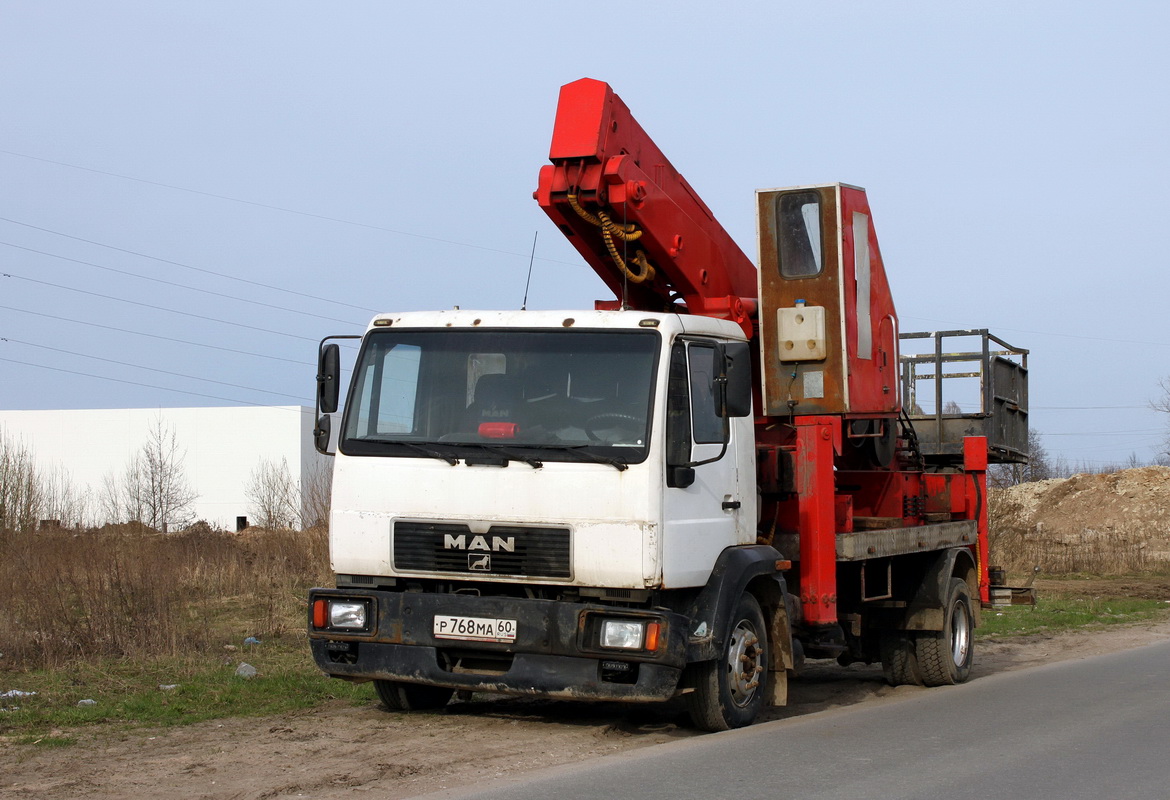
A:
[{"left": 419, "top": 640, "right": 1170, "bottom": 800}]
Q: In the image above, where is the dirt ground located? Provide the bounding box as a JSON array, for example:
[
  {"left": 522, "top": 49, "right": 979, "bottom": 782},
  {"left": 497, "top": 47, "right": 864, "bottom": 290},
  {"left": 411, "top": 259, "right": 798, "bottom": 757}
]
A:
[
  {"left": 4, "top": 601, "right": 1170, "bottom": 800},
  {"left": 994, "top": 466, "right": 1170, "bottom": 563}
]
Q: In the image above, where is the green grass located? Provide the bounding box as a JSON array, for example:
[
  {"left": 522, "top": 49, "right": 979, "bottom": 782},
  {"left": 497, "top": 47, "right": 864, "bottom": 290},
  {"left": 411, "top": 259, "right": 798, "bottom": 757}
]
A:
[
  {"left": 0, "top": 636, "right": 372, "bottom": 742},
  {"left": 10, "top": 734, "right": 77, "bottom": 748},
  {"left": 978, "top": 593, "right": 1170, "bottom": 638}
]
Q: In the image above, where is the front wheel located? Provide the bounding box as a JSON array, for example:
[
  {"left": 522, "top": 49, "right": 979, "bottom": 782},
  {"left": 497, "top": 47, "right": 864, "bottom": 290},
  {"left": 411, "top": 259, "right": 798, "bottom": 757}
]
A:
[
  {"left": 685, "top": 593, "right": 768, "bottom": 731},
  {"left": 373, "top": 680, "right": 454, "bottom": 711},
  {"left": 915, "top": 577, "right": 974, "bottom": 686}
]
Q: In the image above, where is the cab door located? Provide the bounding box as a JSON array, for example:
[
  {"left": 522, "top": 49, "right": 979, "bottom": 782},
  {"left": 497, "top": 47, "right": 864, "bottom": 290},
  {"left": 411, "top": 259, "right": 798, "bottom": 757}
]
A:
[{"left": 660, "top": 338, "right": 746, "bottom": 588}]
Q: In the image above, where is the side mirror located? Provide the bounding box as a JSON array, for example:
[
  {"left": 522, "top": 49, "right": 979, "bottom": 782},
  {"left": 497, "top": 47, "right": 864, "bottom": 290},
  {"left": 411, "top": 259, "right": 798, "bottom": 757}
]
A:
[
  {"left": 313, "top": 414, "right": 332, "bottom": 455},
  {"left": 724, "top": 341, "right": 753, "bottom": 417},
  {"left": 715, "top": 342, "right": 753, "bottom": 418},
  {"left": 318, "top": 343, "right": 341, "bottom": 415}
]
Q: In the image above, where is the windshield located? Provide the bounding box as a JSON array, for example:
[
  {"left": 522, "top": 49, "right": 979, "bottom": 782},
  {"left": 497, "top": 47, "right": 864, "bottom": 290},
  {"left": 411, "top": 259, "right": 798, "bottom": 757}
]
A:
[{"left": 340, "top": 328, "right": 660, "bottom": 464}]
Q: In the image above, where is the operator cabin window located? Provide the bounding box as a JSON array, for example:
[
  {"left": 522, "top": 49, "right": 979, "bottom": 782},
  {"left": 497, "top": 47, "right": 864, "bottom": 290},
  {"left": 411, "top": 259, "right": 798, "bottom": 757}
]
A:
[{"left": 776, "top": 191, "right": 823, "bottom": 278}]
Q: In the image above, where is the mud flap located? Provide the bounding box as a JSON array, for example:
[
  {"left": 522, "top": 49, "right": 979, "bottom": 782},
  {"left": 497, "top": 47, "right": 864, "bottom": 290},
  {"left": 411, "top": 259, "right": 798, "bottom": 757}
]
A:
[
  {"left": 767, "top": 668, "right": 788, "bottom": 706},
  {"left": 902, "top": 547, "right": 979, "bottom": 632},
  {"left": 680, "top": 545, "right": 788, "bottom": 663}
]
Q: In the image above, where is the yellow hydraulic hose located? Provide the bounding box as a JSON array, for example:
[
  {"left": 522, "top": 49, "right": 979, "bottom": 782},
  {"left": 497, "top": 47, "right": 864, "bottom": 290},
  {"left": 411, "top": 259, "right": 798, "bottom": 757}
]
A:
[{"left": 566, "top": 192, "right": 656, "bottom": 284}]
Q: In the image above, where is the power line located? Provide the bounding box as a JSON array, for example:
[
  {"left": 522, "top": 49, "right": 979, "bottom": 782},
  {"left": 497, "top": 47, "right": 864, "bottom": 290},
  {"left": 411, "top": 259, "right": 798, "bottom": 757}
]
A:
[
  {"left": 0, "top": 304, "right": 311, "bottom": 366},
  {"left": 0, "top": 239, "right": 360, "bottom": 325},
  {"left": 1043, "top": 430, "right": 1163, "bottom": 436},
  {"left": 7, "top": 152, "right": 1167, "bottom": 354},
  {"left": 1062, "top": 440, "right": 1163, "bottom": 453},
  {"left": 1033, "top": 405, "right": 1150, "bottom": 410},
  {"left": 0, "top": 214, "right": 380, "bottom": 315},
  {"left": 908, "top": 402, "right": 1152, "bottom": 412},
  {"left": 0, "top": 148, "right": 576, "bottom": 265},
  {"left": 901, "top": 314, "right": 1170, "bottom": 348},
  {"left": 1, "top": 338, "right": 309, "bottom": 402},
  {"left": 0, "top": 356, "right": 283, "bottom": 408},
  {"left": 2, "top": 272, "right": 318, "bottom": 342}
]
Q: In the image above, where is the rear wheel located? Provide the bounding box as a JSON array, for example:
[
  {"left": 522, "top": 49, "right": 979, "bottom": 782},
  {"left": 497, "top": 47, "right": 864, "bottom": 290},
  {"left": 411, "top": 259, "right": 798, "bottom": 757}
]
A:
[
  {"left": 880, "top": 631, "right": 923, "bottom": 686},
  {"left": 916, "top": 577, "right": 974, "bottom": 686},
  {"left": 686, "top": 593, "right": 768, "bottom": 731},
  {"left": 373, "top": 680, "right": 454, "bottom": 711}
]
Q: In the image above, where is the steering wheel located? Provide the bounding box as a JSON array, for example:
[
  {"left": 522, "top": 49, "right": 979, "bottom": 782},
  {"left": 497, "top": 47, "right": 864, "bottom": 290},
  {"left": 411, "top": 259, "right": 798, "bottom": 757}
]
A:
[{"left": 583, "top": 413, "right": 641, "bottom": 442}]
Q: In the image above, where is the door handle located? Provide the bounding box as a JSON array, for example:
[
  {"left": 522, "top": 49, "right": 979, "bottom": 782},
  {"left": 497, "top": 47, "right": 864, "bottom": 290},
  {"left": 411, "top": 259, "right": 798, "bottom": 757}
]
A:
[{"left": 722, "top": 500, "right": 741, "bottom": 510}]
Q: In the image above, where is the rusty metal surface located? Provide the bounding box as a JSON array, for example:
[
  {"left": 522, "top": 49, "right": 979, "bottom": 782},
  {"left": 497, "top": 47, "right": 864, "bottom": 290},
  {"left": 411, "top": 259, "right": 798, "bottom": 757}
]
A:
[
  {"left": 757, "top": 185, "right": 844, "bottom": 416},
  {"left": 758, "top": 184, "right": 900, "bottom": 418},
  {"left": 836, "top": 520, "right": 976, "bottom": 560},
  {"left": 774, "top": 519, "right": 977, "bottom": 562}
]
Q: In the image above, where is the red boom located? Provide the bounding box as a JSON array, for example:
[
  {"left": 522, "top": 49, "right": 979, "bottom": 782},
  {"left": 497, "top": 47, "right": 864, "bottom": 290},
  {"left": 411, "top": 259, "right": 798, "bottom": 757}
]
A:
[{"left": 536, "top": 78, "right": 758, "bottom": 337}]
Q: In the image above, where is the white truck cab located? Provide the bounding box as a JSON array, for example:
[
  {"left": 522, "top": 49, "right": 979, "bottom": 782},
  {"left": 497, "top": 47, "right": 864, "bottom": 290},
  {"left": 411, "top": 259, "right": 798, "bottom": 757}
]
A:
[
  {"left": 309, "top": 309, "right": 776, "bottom": 726},
  {"left": 327, "top": 309, "right": 755, "bottom": 591}
]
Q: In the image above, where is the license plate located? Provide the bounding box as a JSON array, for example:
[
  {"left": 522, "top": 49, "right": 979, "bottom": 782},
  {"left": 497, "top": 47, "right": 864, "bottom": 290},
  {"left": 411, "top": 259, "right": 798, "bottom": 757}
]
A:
[{"left": 433, "top": 615, "right": 517, "bottom": 643}]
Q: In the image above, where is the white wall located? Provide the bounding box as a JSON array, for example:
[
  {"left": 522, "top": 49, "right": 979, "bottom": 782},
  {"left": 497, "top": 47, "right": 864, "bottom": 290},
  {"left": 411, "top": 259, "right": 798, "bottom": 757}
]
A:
[{"left": 0, "top": 406, "right": 328, "bottom": 530}]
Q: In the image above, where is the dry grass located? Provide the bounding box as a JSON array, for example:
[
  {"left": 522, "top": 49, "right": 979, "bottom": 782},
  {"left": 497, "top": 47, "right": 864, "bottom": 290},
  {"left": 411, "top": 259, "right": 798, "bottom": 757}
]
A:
[
  {"left": 4, "top": 482, "right": 1163, "bottom": 670},
  {"left": 0, "top": 524, "right": 330, "bottom": 671}
]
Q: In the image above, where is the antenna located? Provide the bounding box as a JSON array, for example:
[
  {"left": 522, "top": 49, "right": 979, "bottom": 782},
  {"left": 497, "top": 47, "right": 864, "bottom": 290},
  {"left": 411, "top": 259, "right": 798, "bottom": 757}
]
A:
[
  {"left": 520, "top": 231, "right": 538, "bottom": 310},
  {"left": 621, "top": 202, "right": 629, "bottom": 310}
]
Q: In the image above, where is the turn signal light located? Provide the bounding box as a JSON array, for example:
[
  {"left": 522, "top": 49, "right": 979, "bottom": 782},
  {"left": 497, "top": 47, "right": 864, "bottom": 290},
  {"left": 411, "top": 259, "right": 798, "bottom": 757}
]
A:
[
  {"left": 312, "top": 598, "right": 328, "bottom": 629},
  {"left": 644, "top": 622, "right": 661, "bottom": 652}
]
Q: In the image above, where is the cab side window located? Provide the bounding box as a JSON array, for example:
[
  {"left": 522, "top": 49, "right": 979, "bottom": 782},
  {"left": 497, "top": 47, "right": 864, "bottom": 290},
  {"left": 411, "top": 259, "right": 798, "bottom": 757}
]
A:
[{"left": 687, "top": 342, "right": 722, "bottom": 444}]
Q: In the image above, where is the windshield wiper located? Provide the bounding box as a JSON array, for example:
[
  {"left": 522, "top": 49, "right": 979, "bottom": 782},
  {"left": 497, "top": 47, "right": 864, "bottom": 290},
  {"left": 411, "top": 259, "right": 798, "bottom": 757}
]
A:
[
  {"left": 390, "top": 441, "right": 459, "bottom": 465},
  {"left": 539, "top": 445, "right": 628, "bottom": 472}
]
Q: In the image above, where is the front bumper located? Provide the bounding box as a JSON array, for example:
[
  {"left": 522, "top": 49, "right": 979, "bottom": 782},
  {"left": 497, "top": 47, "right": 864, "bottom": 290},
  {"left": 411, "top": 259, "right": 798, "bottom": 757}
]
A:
[{"left": 308, "top": 588, "right": 688, "bottom": 703}]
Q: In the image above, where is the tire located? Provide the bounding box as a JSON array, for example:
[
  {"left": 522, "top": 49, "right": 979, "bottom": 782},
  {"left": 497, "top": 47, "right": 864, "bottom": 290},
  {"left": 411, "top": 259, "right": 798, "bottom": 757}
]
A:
[
  {"left": 373, "top": 680, "right": 454, "bottom": 712},
  {"left": 915, "top": 577, "right": 974, "bottom": 686},
  {"left": 685, "top": 593, "right": 768, "bottom": 732},
  {"left": 880, "top": 632, "right": 923, "bottom": 686}
]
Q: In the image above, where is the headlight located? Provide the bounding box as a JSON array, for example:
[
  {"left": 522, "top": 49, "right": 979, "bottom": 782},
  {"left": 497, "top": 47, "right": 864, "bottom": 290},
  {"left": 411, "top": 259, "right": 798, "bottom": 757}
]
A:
[
  {"left": 601, "top": 619, "right": 646, "bottom": 649},
  {"left": 328, "top": 601, "right": 368, "bottom": 630}
]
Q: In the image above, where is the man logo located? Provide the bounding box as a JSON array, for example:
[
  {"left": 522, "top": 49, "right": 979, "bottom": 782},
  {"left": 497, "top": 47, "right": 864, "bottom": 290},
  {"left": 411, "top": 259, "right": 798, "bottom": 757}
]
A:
[
  {"left": 443, "top": 534, "right": 515, "bottom": 553},
  {"left": 468, "top": 554, "right": 491, "bottom": 571}
]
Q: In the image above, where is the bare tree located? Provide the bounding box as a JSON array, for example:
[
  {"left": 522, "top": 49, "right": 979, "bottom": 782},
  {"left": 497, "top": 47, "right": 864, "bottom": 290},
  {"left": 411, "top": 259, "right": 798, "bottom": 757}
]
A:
[
  {"left": 990, "top": 428, "right": 1052, "bottom": 487},
  {"left": 39, "top": 465, "right": 93, "bottom": 528},
  {"left": 98, "top": 470, "right": 124, "bottom": 525},
  {"left": 1022, "top": 428, "right": 1052, "bottom": 482},
  {"left": 0, "top": 428, "right": 43, "bottom": 532},
  {"left": 301, "top": 458, "right": 333, "bottom": 530},
  {"left": 101, "top": 418, "right": 197, "bottom": 531},
  {"left": 1154, "top": 377, "right": 1170, "bottom": 459},
  {"left": 140, "top": 418, "right": 197, "bottom": 530},
  {"left": 246, "top": 457, "right": 300, "bottom": 529}
]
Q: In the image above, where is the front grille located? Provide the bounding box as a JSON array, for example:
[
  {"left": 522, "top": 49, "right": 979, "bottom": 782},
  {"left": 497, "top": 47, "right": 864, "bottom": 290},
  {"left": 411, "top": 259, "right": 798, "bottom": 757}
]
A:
[{"left": 393, "top": 521, "right": 571, "bottom": 579}]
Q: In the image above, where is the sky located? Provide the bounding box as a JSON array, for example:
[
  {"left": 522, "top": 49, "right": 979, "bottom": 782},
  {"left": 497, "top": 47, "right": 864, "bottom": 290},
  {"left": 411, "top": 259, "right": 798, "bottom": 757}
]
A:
[{"left": 2, "top": 1, "right": 1168, "bottom": 469}]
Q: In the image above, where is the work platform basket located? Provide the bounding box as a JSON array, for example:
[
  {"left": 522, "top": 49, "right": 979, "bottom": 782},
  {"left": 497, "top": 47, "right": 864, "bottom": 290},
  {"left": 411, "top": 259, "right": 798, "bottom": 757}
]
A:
[{"left": 899, "top": 329, "right": 1029, "bottom": 465}]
